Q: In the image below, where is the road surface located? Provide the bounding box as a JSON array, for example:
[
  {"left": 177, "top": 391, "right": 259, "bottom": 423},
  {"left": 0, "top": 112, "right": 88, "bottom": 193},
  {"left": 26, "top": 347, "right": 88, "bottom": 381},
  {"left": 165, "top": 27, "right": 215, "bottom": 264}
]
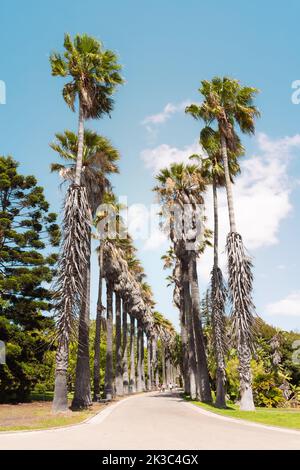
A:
[{"left": 0, "top": 392, "right": 299, "bottom": 450}]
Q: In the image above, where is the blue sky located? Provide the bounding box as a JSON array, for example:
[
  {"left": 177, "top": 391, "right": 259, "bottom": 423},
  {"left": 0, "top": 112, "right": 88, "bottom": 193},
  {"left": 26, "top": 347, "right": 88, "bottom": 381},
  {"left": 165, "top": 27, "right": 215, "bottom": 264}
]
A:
[{"left": 1, "top": 0, "right": 300, "bottom": 331}]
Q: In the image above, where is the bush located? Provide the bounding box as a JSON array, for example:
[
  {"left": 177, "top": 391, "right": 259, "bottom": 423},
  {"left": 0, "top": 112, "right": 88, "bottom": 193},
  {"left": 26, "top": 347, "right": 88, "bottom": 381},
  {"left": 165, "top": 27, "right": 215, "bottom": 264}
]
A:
[{"left": 253, "top": 373, "right": 285, "bottom": 408}]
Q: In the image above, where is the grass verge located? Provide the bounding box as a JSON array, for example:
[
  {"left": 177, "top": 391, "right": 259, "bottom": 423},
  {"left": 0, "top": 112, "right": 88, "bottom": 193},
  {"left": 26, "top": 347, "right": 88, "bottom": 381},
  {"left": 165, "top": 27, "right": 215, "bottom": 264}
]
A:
[
  {"left": 0, "top": 400, "right": 106, "bottom": 432},
  {"left": 190, "top": 400, "right": 300, "bottom": 430}
]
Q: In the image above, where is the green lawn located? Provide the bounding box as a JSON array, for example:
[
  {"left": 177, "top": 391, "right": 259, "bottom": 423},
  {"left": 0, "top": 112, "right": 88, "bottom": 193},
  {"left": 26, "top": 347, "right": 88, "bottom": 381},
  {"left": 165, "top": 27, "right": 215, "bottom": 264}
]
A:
[{"left": 191, "top": 401, "right": 300, "bottom": 430}]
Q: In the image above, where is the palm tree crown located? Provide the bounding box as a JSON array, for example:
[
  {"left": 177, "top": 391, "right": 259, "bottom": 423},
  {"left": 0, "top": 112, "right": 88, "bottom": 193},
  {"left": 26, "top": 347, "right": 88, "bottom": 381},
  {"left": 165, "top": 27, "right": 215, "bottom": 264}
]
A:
[{"left": 50, "top": 33, "right": 123, "bottom": 119}]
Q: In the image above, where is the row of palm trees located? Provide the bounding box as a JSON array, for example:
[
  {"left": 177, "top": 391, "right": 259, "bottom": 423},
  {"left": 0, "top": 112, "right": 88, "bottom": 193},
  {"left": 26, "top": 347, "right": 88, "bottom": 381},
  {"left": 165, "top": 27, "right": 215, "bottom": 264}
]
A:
[
  {"left": 155, "top": 77, "right": 259, "bottom": 411},
  {"left": 50, "top": 34, "right": 177, "bottom": 412},
  {"left": 49, "top": 33, "right": 260, "bottom": 412}
]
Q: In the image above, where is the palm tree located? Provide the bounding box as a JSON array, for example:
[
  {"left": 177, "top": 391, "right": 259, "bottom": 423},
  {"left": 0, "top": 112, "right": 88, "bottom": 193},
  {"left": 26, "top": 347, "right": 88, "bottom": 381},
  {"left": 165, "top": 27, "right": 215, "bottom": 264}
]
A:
[
  {"left": 50, "top": 33, "right": 123, "bottom": 412},
  {"left": 162, "top": 249, "right": 189, "bottom": 393},
  {"left": 186, "top": 77, "right": 260, "bottom": 410},
  {"left": 196, "top": 126, "right": 242, "bottom": 407},
  {"left": 154, "top": 163, "right": 212, "bottom": 402},
  {"left": 50, "top": 130, "right": 119, "bottom": 408}
]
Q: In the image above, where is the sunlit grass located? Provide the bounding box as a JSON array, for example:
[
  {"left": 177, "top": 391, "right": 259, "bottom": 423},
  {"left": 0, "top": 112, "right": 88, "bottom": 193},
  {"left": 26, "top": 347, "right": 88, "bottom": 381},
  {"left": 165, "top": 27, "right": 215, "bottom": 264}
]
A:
[{"left": 192, "top": 400, "right": 300, "bottom": 430}]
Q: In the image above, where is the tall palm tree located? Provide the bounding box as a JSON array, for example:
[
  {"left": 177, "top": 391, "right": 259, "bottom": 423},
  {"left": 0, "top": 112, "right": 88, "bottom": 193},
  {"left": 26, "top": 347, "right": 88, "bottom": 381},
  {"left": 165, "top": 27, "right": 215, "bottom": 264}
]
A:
[
  {"left": 50, "top": 129, "right": 119, "bottom": 408},
  {"left": 154, "top": 163, "right": 212, "bottom": 402},
  {"left": 50, "top": 34, "right": 123, "bottom": 412},
  {"left": 186, "top": 77, "right": 260, "bottom": 410},
  {"left": 162, "top": 249, "right": 189, "bottom": 393},
  {"left": 196, "top": 126, "right": 242, "bottom": 407}
]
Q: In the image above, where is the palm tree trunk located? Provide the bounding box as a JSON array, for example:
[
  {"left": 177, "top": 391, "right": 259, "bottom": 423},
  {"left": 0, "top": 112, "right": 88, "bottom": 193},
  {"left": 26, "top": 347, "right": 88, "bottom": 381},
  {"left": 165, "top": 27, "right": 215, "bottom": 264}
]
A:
[
  {"left": 162, "top": 345, "right": 166, "bottom": 386},
  {"left": 129, "top": 316, "right": 136, "bottom": 393},
  {"left": 141, "top": 330, "right": 146, "bottom": 391},
  {"left": 155, "top": 359, "right": 160, "bottom": 388},
  {"left": 220, "top": 132, "right": 237, "bottom": 232},
  {"left": 72, "top": 249, "right": 92, "bottom": 410},
  {"left": 122, "top": 301, "right": 129, "bottom": 394},
  {"left": 115, "top": 293, "right": 123, "bottom": 396},
  {"left": 211, "top": 179, "right": 227, "bottom": 408},
  {"left": 93, "top": 245, "right": 103, "bottom": 401},
  {"left": 166, "top": 351, "right": 170, "bottom": 386},
  {"left": 52, "top": 337, "right": 69, "bottom": 412},
  {"left": 104, "top": 282, "right": 114, "bottom": 400},
  {"left": 75, "top": 102, "right": 85, "bottom": 186},
  {"left": 179, "top": 292, "right": 190, "bottom": 395},
  {"left": 181, "top": 257, "right": 197, "bottom": 399},
  {"left": 189, "top": 253, "right": 212, "bottom": 403},
  {"left": 239, "top": 338, "right": 255, "bottom": 410},
  {"left": 151, "top": 337, "right": 157, "bottom": 390},
  {"left": 220, "top": 131, "right": 255, "bottom": 411},
  {"left": 137, "top": 321, "right": 143, "bottom": 392},
  {"left": 147, "top": 337, "right": 152, "bottom": 391}
]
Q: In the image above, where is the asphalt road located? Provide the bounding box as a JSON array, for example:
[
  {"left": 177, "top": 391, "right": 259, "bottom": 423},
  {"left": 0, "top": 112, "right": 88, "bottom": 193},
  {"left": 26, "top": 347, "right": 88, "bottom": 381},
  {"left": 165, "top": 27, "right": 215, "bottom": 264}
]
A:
[{"left": 0, "top": 392, "right": 299, "bottom": 450}]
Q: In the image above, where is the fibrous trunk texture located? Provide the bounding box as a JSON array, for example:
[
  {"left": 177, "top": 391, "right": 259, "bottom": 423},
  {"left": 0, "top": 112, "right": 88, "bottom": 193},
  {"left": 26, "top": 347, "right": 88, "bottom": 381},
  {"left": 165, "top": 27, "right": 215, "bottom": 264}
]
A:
[
  {"left": 122, "top": 302, "right": 129, "bottom": 394},
  {"left": 147, "top": 337, "right": 152, "bottom": 391},
  {"left": 162, "top": 345, "right": 166, "bottom": 386},
  {"left": 137, "top": 321, "right": 143, "bottom": 392},
  {"left": 226, "top": 232, "right": 255, "bottom": 411},
  {"left": 129, "top": 316, "right": 136, "bottom": 393},
  {"left": 115, "top": 294, "right": 123, "bottom": 396},
  {"left": 105, "top": 283, "right": 114, "bottom": 400},
  {"left": 151, "top": 337, "right": 158, "bottom": 390},
  {"left": 52, "top": 185, "right": 91, "bottom": 413},
  {"left": 211, "top": 266, "right": 227, "bottom": 408},
  {"left": 72, "top": 253, "right": 92, "bottom": 409},
  {"left": 93, "top": 246, "right": 103, "bottom": 401}
]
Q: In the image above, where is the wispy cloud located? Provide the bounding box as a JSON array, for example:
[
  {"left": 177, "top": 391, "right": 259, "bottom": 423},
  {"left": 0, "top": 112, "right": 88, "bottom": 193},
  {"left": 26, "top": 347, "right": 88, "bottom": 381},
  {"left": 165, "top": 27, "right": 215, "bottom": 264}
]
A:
[
  {"left": 141, "top": 100, "right": 194, "bottom": 141},
  {"left": 142, "top": 100, "right": 190, "bottom": 126},
  {"left": 141, "top": 141, "right": 203, "bottom": 175},
  {"left": 266, "top": 292, "right": 300, "bottom": 317}
]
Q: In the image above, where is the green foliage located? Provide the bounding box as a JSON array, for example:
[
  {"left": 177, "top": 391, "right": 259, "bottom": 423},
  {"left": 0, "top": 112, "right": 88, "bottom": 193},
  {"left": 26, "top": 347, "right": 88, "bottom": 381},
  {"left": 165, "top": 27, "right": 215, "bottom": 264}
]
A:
[
  {"left": 253, "top": 372, "right": 285, "bottom": 408},
  {"left": 220, "top": 320, "right": 300, "bottom": 407},
  {"left": 0, "top": 157, "right": 60, "bottom": 402},
  {"left": 50, "top": 33, "right": 123, "bottom": 119}
]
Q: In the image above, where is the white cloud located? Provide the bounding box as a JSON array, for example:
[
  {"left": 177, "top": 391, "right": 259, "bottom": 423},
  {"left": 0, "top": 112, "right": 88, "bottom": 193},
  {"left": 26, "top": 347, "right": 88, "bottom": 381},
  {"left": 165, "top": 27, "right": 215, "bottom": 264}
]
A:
[
  {"left": 142, "top": 100, "right": 191, "bottom": 126},
  {"left": 141, "top": 141, "right": 203, "bottom": 175},
  {"left": 140, "top": 133, "right": 300, "bottom": 285},
  {"left": 143, "top": 229, "right": 168, "bottom": 251},
  {"left": 266, "top": 292, "right": 300, "bottom": 317}
]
